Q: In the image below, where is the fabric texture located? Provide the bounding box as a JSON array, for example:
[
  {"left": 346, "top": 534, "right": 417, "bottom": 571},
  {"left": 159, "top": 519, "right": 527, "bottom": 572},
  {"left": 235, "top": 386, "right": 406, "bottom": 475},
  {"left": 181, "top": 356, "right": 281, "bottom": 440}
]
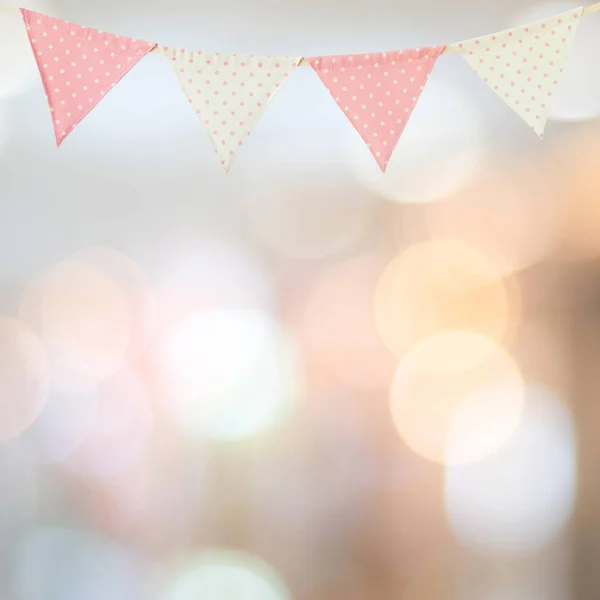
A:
[
  {"left": 307, "top": 47, "right": 445, "bottom": 172},
  {"left": 21, "top": 8, "right": 156, "bottom": 146},
  {"left": 162, "top": 47, "right": 301, "bottom": 171},
  {"left": 451, "top": 7, "right": 582, "bottom": 138}
]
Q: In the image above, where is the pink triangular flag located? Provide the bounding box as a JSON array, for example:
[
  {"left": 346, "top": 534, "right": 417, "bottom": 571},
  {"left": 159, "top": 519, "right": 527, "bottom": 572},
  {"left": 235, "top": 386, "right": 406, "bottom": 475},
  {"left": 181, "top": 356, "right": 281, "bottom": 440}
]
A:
[
  {"left": 20, "top": 9, "right": 156, "bottom": 146},
  {"left": 308, "top": 47, "right": 445, "bottom": 171}
]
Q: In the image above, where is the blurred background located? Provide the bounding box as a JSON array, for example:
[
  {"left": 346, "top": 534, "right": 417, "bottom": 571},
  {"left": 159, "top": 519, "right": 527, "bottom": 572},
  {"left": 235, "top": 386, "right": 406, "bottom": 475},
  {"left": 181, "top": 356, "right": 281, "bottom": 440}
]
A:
[{"left": 1, "top": 0, "right": 600, "bottom": 598}]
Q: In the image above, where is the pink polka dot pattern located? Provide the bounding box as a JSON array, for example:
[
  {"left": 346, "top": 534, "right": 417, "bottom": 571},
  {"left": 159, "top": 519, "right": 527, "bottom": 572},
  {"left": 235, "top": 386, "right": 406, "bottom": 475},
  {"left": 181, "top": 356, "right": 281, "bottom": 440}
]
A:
[
  {"left": 307, "top": 47, "right": 445, "bottom": 172},
  {"left": 162, "top": 47, "right": 301, "bottom": 171},
  {"left": 451, "top": 7, "right": 582, "bottom": 138},
  {"left": 21, "top": 9, "right": 156, "bottom": 146}
]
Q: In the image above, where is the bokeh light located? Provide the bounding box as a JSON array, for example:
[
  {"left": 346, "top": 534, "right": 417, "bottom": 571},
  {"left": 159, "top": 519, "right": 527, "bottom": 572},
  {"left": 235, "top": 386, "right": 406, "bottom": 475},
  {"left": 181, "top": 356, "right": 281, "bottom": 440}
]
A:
[
  {"left": 424, "top": 163, "right": 563, "bottom": 275},
  {"left": 69, "top": 246, "right": 155, "bottom": 362},
  {"left": 355, "top": 79, "right": 484, "bottom": 204},
  {"left": 156, "top": 236, "right": 274, "bottom": 328},
  {"left": 512, "top": 2, "right": 600, "bottom": 122},
  {"left": 19, "top": 258, "right": 130, "bottom": 392},
  {"left": 161, "top": 308, "right": 301, "bottom": 442},
  {"left": 300, "top": 252, "right": 397, "bottom": 390},
  {"left": 19, "top": 248, "right": 150, "bottom": 393},
  {"left": 445, "top": 385, "right": 576, "bottom": 555},
  {"left": 15, "top": 526, "right": 153, "bottom": 600},
  {"left": 63, "top": 368, "right": 153, "bottom": 478},
  {"left": 0, "top": 2, "right": 595, "bottom": 597},
  {"left": 390, "top": 331, "right": 524, "bottom": 465},
  {"left": 374, "top": 239, "right": 519, "bottom": 358},
  {"left": 167, "top": 550, "right": 292, "bottom": 600},
  {"left": 0, "top": 315, "right": 50, "bottom": 442}
]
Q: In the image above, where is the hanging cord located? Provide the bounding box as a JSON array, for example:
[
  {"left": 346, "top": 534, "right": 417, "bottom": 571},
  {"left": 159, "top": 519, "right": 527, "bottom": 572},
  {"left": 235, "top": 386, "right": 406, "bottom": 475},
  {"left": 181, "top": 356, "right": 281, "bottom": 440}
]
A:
[{"left": 1, "top": 1, "right": 600, "bottom": 61}]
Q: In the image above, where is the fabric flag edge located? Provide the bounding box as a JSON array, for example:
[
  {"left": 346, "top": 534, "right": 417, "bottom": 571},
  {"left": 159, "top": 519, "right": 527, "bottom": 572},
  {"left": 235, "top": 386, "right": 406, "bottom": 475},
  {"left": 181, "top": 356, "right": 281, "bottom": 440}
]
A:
[
  {"left": 160, "top": 46, "right": 302, "bottom": 172},
  {"left": 307, "top": 47, "right": 446, "bottom": 172},
  {"left": 20, "top": 8, "right": 157, "bottom": 147},
  {"left": 449, "top": 6, "right": 584, "bottom": 52},
  {"left": 449, "top": 6, "right": 584, "bottom": 139}
]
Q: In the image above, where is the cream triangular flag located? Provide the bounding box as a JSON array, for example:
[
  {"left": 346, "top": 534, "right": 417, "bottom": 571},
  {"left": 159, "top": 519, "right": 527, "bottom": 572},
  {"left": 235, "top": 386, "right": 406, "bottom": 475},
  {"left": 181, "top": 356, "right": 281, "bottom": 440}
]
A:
[
  {"left": 161, "top": 46, "right": 301, "bottom": 170},
  {"left": 451, "top": 7, "right": 583, "bottom": 138}
]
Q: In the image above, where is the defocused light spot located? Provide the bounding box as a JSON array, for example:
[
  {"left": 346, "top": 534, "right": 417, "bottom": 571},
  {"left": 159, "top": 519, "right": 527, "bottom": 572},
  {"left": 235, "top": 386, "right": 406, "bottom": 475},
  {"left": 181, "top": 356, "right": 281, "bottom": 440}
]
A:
[
  {"left": 0, "top": 316, "right": 50, "bottom": 442},
  {"left": 0, "top": 2, "right": 49, "bottom": 98},
  {"left": 374, "top": 239, "right": 519, "bottom": 358},
  {"left": 15, "top": 526, "right": 151, "bottom": 600},
  {"left": 167, "top": 550, "right": 291, "bottom": 600},
  {"left": 156, "top": 236, "right": 274, "bottom": 330},
  {"left": 390, "top": 332, "right": 524, "bottom": 465},
  {"left": 512, "top": 2, "right": 600, "bottom": 122},
  {"left": 69, "top": 247, "right": 155, "bottom": 361},
  {"left": 355, "top": 79, "right": 484, "bottom": 203},
  {"left": 240, "top": 173, "right": 378, "bottom": 259},
  {"left": 425, "top": 163, "right": 563, "bottom": 276},
  {"left": 301, "top": 252, "right": 396, "bottom": 390},
  {"left": 445, "top": 386, "right": 576, "bottom": 555},
  {"left": 162, "top": 309, "right": 301, "bottom": 441},
  {"left": 19, "top": 250, "right": 140, "bottom": 392},
  {"left": 63, "top": 368, "right": 153, "bottom": 478}
]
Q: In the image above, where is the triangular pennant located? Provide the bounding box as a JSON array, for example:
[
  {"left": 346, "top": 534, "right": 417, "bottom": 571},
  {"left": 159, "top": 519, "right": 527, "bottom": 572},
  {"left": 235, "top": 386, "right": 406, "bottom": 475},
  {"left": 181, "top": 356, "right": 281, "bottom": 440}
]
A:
[
  {"left": 20, "top": 9, "right": 156, "bottom": 146},
  {"left": 161, "top": 46, "right": 301, "bottom": 171},
  {"left": 307, "top": 47, "right": 445, "bottom": 172},
  {"left": 451, "top": 7, "right": 583, "bottom": 138}
]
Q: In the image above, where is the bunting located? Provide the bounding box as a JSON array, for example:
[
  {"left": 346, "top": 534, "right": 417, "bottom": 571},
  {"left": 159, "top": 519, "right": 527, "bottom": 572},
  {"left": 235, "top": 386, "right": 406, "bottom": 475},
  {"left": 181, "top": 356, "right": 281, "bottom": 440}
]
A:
[
  {"left": 20, "top": 8, "right": 156, "bottom": 145},
  {"left": 161, "top": 47, "right": 301, "bottom": 170},
  {"left": 3, "top": 3, "right": 598, "bottom": 170},
  {"left": 307, "top": 47, "right": 445, "bottom": 172},
  {"left": 451, "top": 8, "right": 583, "bottom": 138}
]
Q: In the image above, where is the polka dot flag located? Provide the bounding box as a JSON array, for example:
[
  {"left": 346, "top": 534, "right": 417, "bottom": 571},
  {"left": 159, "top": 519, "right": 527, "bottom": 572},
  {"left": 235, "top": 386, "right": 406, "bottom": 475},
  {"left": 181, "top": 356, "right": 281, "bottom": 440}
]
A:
[
  {"left": 307, "top": 47, "right": 445, "bottom": 172},
  {"left": 162, "top": 47, "right": 301, "bottom": 171},
  {"left": 451, "top": 7, "right": 583, "bottom": 138},
  {"left": 20, "top": 9, "right": 156, "bottom": 146}
]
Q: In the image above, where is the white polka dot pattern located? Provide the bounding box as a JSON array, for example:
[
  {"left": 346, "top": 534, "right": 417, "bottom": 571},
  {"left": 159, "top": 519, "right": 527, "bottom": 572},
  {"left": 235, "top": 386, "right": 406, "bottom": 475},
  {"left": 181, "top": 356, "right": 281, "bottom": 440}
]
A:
[
  {"left": 162, "top": 47, "right": 301, "bottom": 171},
  {"left": 308, "top": 48, "right": 445, "bottom": 172},
  {"left": 21, "top": 8, "right": 156, "bottom": 146},
  {"left": 452, "top": 7, "right": 583, "bottom": 138}
]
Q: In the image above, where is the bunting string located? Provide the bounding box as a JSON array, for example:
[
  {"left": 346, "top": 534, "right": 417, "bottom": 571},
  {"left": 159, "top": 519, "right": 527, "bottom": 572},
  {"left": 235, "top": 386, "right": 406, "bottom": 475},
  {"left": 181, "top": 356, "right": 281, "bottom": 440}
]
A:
[{"left": 0, "top": 2, "right": 599, "bottom": 171}]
